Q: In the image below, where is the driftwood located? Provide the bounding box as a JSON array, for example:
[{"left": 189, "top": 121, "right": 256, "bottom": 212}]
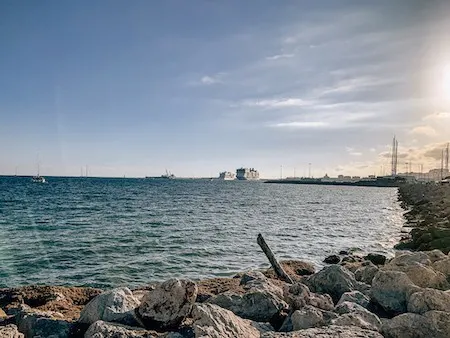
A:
[{"left": 257, "top": 233, "right": 293, "bottom": 284}]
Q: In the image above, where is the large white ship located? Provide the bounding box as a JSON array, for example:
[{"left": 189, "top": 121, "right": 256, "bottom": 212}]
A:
[
  {"left": 236, "top": 168, "right": 259, "bottom": 180},
  {"left": 218, "top": 171, "right": 235, "bottom": 180}
]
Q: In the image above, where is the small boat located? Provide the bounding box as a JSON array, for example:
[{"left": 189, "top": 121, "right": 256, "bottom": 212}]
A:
[{"left": 32, "top": 176, "right": 46, "bottom": 183}]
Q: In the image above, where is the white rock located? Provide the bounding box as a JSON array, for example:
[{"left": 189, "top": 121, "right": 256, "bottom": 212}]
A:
[
  {"left": 0, "top": 325, "right": 24, "bottom": 338},
  {"left": 432, "top": 257, "right": 450, "bottom": 277},
  {"left": 283, "top": 283, "right": 334, "bottom": 311},
  {"left": 426, "top": 249, "right": 447, "bottom": 263},
  {"left": 337, "top": 291, "right": 370, "bottom": 308},
  {"left": 407, "top": 288, "right": 450, "bottom": 314},
  {"left": 384, "top": 261, "right": 449, "bottom": 289},
  {"left": 79, "top": 287, "right": 140, "bottom": 326},
  {"left": 207, "top": 278, "right": 287, "bottom": 322},
  {"left": 191, "top": 303, "right": 272, "bottom": 338},
  {"left": 382, "top": 310, "right": 450, "bottom": 338},
  {"left": 261, "top": 325, "right": 384, "bottom": 337},
  {"left": 333, "top": 301, "right": 382, "bottom": 332},
  {"left": 137, "top": 278, "right": 197, "bottom": 330},
  {"left": 371, "top": 270, "right": 420, "bottom": 314}
]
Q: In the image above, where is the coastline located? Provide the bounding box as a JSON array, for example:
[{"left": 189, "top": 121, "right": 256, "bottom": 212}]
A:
[{"left": 1, "top": 183, "right": 450, "bottom": 337}]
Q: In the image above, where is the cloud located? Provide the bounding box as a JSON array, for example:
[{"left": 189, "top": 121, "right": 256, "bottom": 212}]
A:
[
  {"left": 266, "top": 54, "right": 295, "bottom": 60},
  {"left": 271, "top": 121, "right": 328, "bottom": 128},
  {"left": 423, "top": 112, "right": 450, "bottom": 120},
  {"left": 200, "top": 75, "right": 221, "bottom": 85},
  {"left": 345, "top": 147, "right": 362, "bottom": 156},
  {"left": 241, "top": 98, "right": 309, "bottom": 108},
  {"left": 409, "top": 126, "right": 437, "bottom": 137}
]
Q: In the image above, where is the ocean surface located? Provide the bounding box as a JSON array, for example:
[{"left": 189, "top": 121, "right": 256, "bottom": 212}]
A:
[{"left": 0, "top": 176, "right": 404, "bottom": 288}]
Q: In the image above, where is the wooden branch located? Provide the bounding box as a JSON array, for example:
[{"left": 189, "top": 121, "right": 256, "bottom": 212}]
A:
[{"left": 257, "top": 233, "right": 293, "bottom": 284}]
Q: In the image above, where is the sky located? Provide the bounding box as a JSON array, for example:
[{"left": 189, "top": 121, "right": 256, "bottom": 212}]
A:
[{"left": 1, "top": 0, "right": 450, "bottom": 178}]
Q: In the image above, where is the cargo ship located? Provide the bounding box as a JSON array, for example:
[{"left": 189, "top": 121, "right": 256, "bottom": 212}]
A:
[{"left": 236, "top": 168, "right": 260, "bottom": 181}]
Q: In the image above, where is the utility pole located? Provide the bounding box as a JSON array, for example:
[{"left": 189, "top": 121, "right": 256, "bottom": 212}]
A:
[{"left": 308, "top": 163, "right": 311, "bottom": 178}]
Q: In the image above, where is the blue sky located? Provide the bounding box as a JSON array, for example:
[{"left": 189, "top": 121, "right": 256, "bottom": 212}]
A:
[{"left": 1, "top": 0, "right": 450, "bottom": 178}]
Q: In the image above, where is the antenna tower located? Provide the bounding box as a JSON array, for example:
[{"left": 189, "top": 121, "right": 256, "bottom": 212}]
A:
[{"left": 391, "top": 136, "right": 398, "bottom": 176}]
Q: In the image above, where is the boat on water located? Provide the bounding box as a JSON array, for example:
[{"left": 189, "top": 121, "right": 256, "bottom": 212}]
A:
[
  {"left": 236, "top": 168, "right": 260, "bottom": 180},
  {"left": 32, "top": 163, "right": 46, "bottom": 183},
  {"left": 146, "top": 170, "right": 176, "bottom": 179},
  {"left": 218, "top": 171, "right": 235, "bottom": 180}
]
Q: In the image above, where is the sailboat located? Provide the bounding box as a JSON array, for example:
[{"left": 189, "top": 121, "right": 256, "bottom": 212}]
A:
[{"left": 32, "top": 163, "right": 46, "bottom": 183}]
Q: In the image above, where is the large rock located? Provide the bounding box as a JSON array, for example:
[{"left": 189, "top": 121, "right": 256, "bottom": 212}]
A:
[
  {"left": 384, "top": 261, "right": 449, "bottom": 289},
  {"left": 84, "top": 320, "right": 183, "bottom": 338},
  {"left": 337, "top": 291, "right": 370, "bottom": 308},
  {"left": 291, "top": 305, "right": 337, "bottom": 330},
  {"left": 382, "top": 310, "right": 450, "bottom": 338},
  {"left": 16, "top": 310, "right": 72, "bottom": 338},
  {"left": 323, "top": 255, "right": 341, "bottom": 264},
  {"left": 0, "top": 325, "right": 24, "bottom": 338},
  {"left": 191, "top": 303, "right": 272, "bottom": 338},
  {"left": 332, "top": 301, "right": 382, "bottom": 332},
  {"left": 304, "top": 265, "right": 367, "bottom": 303},
  {"left": 283, "top": 283, "right": 333, "bottom": 311},
  {"left": 371, "top": 270, "right": 420, "bottom": 314},
  {"left": 261, "top": 325, "right": 384, "bottom": 337},
  {"left": 407, "top": 288, "right": 450, "bottom": 314},
  {"left": 354, "top": 262, "right": 379, "bottom": 285},
  {"left": 426, "top": 249, "right": 447, "bottom": 263},
  {"left": 364, "top": 254, "right": 386, "bottom": 266},
  {"left": 207, "top": 275, "right": 287, "bottom": 322},
  {"left": 79, "top": 287, "right": 140, "bottom": 326},
  {"left": 390, "top": 252, "right": 431, "bottom": 266},
  {"left": 137, "top": 278, "right": 197, "bottom": 330},
  {"left": 432, "top": 257, "right": 450, "bottom": 276}
]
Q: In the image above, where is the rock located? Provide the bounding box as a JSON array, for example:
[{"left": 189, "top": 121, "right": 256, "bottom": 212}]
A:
[
  {"left": 384, "top": 261, "right": 449, "bottom": 289},
  {"left": 354, "top": 263, "right": 379, "bottom": 285},
  {"left": 333, "top": 301, "right": 382, "bottom": 332},
  {"left": 84, "top": 320, "right": 163, "bottom": 338},
  {"left": 207, "top": 276, "right": 287, "bottom": 323},
  {"left": 337, "top": 291, "right": 370, "bottom": 308},
  {"left": 407, "top": 288, "right": 450, "bottom": 314},
  {"left": 364, "top": 253, "right": 386, "bottom": 266},
  {"left": 79, "top": 287, "right": 140, "bottom": 326},
  {"left": 391, "top": 251, "right": 431, "bottom": 266},
  {"left": 16, "top": 311, "right": 72, "bottom": 338},
  {"left": 261, "top": 325, "right": 384, "bottom": 337},
  {"left": 0, "top": 308, "right": 7, "bottom": 319},
  {"left": 291, "top": 305, "right": 338, "bottom": 330},
  {"left": 283, "top": 283, "right": 334, "bottom": 311},
  {"left": 339, "top": 250, "right": 349, "bottom": 255},
  {"left": 239, "top": 271, "right": 267, "bottom": 285},
  {"left": 371, "top": 270, "right": 420, "bottom": 314},
  {"left": 426, "top": 249, "right": 447, "bottom": 263},
  {"left": 263, "top": 260, "right": 315, "bottom": 279},
  {"left": 0, "top": 324, "right": 24, "bottom": 338},
  {"left": 323, "top": 255, "right": 341, "bottom": 264},
  {"left": 304, "top": 265, "right": 366, "bottom": 303},
  {"left": 432, "top": 257, "right": 450, "bottom": 276},
  {"left": 137, "top": 278, "right": 197, "bottom": 330},
  {"left": 382, "top": 311, "right": 450, "bottom": 338},
  {"left": 191, "top": 303, "right": 272, "bottom": 338}
]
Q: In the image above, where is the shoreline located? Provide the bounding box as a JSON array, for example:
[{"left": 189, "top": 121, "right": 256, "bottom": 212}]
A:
[{"left": 1, "top": 183, "right": 449, "bottom": 337}]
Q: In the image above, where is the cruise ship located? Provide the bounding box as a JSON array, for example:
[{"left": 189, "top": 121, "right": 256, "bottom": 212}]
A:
[
  {"left": 236, "top": 168, "right": 260, "bottom": 180},
  {"left": 218, "top": 171, "right": 235, "bottom": 180}
]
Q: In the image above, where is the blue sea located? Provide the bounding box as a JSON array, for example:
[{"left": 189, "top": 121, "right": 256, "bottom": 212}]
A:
[{"left": 0, "top": 177, "right": 404, "bottom": 288}]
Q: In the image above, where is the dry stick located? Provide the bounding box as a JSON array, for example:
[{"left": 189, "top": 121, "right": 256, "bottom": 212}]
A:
[{"left": 257, "top": 233, "right": 293, "bottom": 284}]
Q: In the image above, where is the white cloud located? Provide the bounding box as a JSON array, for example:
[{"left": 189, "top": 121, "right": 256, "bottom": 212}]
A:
[
  {"left": 271, "top": 121, "right": 328, "bottom": 128},
  {"left": 265, "top": 54, "right": 294, "bottom": 60},
  {"left": 242, "top": 98, "right": 309, "bottom": 108},
  {"left": 200, "top": 75, "right": 221, "bottom": 85},
  {"left": 423, "top": 112, "right": 450, "bottom": 120},
  {"left": 409, "top": 126, "right": 437, "bottom": 137},
  {"left": 345, "top": 147, "right": 362, "bottom": 156}
]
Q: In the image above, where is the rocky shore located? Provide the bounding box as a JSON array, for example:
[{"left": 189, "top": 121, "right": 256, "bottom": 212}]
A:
[{"left": 1, "top": 183, "right": 450, "bottom": 338}]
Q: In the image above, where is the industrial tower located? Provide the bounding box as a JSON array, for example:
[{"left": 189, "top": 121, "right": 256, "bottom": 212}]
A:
[{"left": 391, "top": 136, "right": 398, "bottom": 176}]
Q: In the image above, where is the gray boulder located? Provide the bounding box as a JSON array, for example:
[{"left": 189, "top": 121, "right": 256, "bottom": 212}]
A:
[
  {"left": 291, "top": 305, "right": 337, "bottom": 330},
  {"left": 390, "top": 251, "right": 431, "bottom": 266},
  {"left": 304, "top": 265, "right": 368, "bottom": 303},
  {"left": 137, "top": 278, "right": 197, "bottom": 330},
  {"left": 337, "top": 291, "right": 370, "bottom": 308},
  {"left": 191, "top": 303, "right": 272, "bottom": 338},
  {"left": 16, "top": 310, "right": 72, "bottom": 338},
  {"left": 364, "top": 253, "right": 386, "bottom": 266},
  {"left": 371, "top": 270, "right": 420, "bottom": 314},
  {"left": 0, "top": 325, "right": 24, "bottom": 338},
  {"left": 407, "top": 288, "right": 450, "bottom": 314},
  {"left": 79, "top": 287, "right": 140, "bottom": 326},
  {"left": 426, "top": 249, "right": 447, "bottom": 263},
  {"left": 432, "top": 257, "right": 450, "bottom": 277},
  {"left": 261, "top": 325, "right": 384, "bottom": 337},
  {"left": 354, "top": 262, "right": 379, "bottom": 285},
  {"left": 84, "top": 320, "right": 183, "bottom": 338},
  {"left": 384, "top": 261, "right": 449, "bottom": 289},
  {"left": 283, "top": 283, "right": 334, "bottom": 311},
  {"left": 207, "top": 276, "right": 287, "bottom": 322},
  {"left": 333, "top": 301, "right": 382, "bottom": 332},
  {"left": 382, "top": 310, "right": 450, "bottom": 338}
]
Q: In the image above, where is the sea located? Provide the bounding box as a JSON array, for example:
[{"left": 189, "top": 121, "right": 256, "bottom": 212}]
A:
[{"left": 0, "top": 176, "right": 405, "bottom": 289}]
